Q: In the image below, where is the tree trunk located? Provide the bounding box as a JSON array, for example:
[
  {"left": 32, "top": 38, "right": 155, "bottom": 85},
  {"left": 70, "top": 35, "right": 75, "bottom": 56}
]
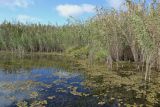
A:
[{"left": 131, "top": 41, "right": 139, "bottom": 62}]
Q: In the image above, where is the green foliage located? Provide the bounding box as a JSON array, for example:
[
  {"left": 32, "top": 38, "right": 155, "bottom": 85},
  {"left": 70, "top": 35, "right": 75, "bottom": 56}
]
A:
[
  {"left": 67, "top": 46, "right": 89, "bottom": 59},
  {"left": 95, "top": 49, "right": 108, "bottom": 62},
  {"left": 130, "top": 14, "right": 155, "bottom": 54}
]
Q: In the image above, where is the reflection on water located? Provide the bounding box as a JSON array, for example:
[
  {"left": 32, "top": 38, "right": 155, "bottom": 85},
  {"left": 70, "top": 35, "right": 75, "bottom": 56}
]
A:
[
  {"left": 0, "top": 53, "right": 100, "bottom": 107},
  {"left": 0, "top": 67, "right": 98, "bottom": 107}
]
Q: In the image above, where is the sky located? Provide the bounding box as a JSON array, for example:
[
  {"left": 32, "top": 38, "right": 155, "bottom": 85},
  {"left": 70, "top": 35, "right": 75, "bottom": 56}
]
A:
[{"left": 0, "top": 0, "right": 150, "bottom": 25}]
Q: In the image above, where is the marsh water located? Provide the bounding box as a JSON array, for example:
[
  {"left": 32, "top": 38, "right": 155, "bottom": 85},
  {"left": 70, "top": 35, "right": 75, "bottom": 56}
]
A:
[
  {"left": 0, "top": 53, "right": 159, "bottom": 107},
  {"left": 0, "top": 53, "right": 100, "bottom": 107}
]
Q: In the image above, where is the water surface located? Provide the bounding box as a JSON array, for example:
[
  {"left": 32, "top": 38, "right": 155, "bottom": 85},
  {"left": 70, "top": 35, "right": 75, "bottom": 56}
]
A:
[
  {"left": 0, "top": 53, "right": 99, "bottom": 107},
  {"left": 0, "top": 53, "right": 159, "bottom": 107}
]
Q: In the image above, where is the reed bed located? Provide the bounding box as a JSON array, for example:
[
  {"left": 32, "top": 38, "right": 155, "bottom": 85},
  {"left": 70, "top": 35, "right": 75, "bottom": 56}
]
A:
[{"left": 0, "top": 0, "right": 160, "bottom": 81}]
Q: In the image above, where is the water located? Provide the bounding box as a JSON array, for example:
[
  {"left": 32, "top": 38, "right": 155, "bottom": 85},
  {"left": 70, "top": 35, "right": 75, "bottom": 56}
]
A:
[
  {"left": 0, "top": 53, "right": 100, "bottom": 107},
  {"left": 0, "top": 52, "right": 159, "bottom": 107},
  {"left": 0, "top": 68, "right": 96, "bottom": 107}
]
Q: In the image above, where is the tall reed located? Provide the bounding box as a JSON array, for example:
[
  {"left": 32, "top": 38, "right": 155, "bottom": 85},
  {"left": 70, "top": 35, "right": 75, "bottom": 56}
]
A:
[{"left": 0, "top": 0, "right": 160, "bottom": 80}]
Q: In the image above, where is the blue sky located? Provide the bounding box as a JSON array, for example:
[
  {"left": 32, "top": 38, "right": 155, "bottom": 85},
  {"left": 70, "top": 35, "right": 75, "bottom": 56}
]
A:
[{"left": 0, "top": 0, "right": 151, "bottom": 25}]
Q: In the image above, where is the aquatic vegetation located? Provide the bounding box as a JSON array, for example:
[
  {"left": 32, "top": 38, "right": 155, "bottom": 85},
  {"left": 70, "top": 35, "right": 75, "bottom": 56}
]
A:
[
  {"left": 97, "top": 101, "right": 105, "bottom": 106},
  {"left": 47, "top": 96, "right": 56, "bottom": 100},
  {"left": 82, "top": 64, "right": 160, "bottom": 106},
  {"left": 70, "top": 86, "right": 82, "bottom": 96},
  {"left": 56, "top": 88, "right": 67, "bottom": 93},
  {"left": 69, "top": 86, "right": 89, "bottom": 97},
  {"left": 30, "top": 92, "right": 39, "bottom": 99},
  {"left": 17, "top": 101, "right": 28, "bottom": 107},
  {"left": 30, "top": 100, "right": 47, "bottom": 107}
]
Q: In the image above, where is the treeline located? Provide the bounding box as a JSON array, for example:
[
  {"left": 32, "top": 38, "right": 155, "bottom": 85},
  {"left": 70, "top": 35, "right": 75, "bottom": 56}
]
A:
[{"left": 0, "top": 0, "right": 160, "bottom": 80}]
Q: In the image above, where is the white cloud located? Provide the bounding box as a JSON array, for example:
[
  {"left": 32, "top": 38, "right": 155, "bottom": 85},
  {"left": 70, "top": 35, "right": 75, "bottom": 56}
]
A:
[
  {"left": 16, "top": 14, "right": 40, "bottom": 23},
  {"left": 106, "top": 0, "right": 125, "bottom": 10},
  {"left": 56, "top": 4, "right": 95, "bottom": 17},
  {"left": 14, "top": 0, "right": 31, "bottom": 8},
  {"left": 0, "top": 0, "right": 34, "bottom": 8}
]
